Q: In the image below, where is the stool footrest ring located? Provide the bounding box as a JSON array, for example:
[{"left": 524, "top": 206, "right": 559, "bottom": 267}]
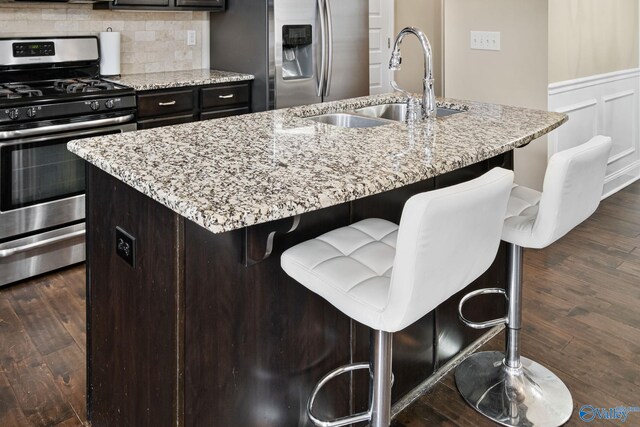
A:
[
  {"left": 458, "top": 288, "right": 508, "bottom": 329},
  {"left": 308, "top": 362, "right": 371, "bottom": 427}
]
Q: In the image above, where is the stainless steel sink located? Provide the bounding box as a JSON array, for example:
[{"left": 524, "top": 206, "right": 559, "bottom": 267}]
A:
[
  {"left": 307, "top": 103, "right": 465, "bottom": 128},
  {"left": 355, "top": 103, "right": 463, "bottom": 121},
  {"left": 307, "top": 113, "right": 390, "bottom": 128}
]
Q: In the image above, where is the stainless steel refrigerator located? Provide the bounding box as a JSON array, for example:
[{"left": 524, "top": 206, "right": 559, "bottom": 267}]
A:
[{"left": 209, "top": 0, "right": 369, "bottom": 112}]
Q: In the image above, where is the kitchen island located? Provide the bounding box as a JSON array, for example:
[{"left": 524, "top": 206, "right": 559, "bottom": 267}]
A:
[{"left": 68, "top": 93, "right": 566, "bottom": 427}]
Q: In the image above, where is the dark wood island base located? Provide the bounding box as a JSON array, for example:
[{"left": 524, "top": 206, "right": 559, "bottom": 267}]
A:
[{"left": 86, "top": 152, "right": 511, "bottom": 427}]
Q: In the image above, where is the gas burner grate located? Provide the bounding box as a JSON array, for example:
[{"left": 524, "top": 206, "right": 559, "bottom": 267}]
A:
[
  {"left": 0, "top": 84, "right": 43, "bottom": 99},
  {"left": 5, "top": 83, "right": 31, "bottom": 90},
  {"left": 15, "top": 88, "right": 44, "bottom": 97},
  {"left": 0, "top": 88, "right": 17, "bottom": 98},
  {"left": 53, "top": 79, "right": 77, "bottom": 91},
  {"left": 78, "top": 78, "right": 102, "bottom": 85},
  {"left": 54, "top": 78, "right": 115, "bottom": 94}
]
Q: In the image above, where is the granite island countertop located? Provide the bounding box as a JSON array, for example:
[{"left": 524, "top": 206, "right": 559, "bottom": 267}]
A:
[
  {"left": 105, "top": 69, "right": 254, "bottom": 91},
  {"left": 68, "top": 93, "right": 567, "bottom": 234}
]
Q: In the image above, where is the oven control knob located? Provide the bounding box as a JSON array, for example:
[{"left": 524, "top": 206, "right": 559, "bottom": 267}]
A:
[
  {"left": 105, "top": 99, "right": 115, "bottom": 109},
  {"left": 26, "top": 107, "right": 37, "bottom": 118},
  {"left": 90, "top": 101, "right": 100, "bottom": 111},
  {"left": 7, "top": 109, "right": 19, "bottom": 120}
]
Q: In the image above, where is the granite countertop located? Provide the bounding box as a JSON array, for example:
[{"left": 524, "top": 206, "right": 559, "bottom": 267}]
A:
[
  {"left": 105, "top": 69, "right": 254, "bottom": 91},
  {"left": 68, "top": 93, "right": 567, "bottom": 234}
]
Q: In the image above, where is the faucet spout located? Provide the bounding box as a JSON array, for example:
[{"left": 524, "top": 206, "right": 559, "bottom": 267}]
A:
[{"left": 389, "top": 27, "right": 436, "bottom": 119}]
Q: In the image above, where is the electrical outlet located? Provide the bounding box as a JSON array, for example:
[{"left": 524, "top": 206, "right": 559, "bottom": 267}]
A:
[
  {"left": 187, "top": 30, "right": 196, "bottom": 46},
  {"left": 116, "top": 227, "right": 136, "bottom": 268},
  {"left": 470, "top": 31, "right": 501, "bottom": 51}
]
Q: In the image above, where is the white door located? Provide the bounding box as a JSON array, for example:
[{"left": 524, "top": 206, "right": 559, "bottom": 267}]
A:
[{"left": 369, "top": 0, "right": 394, "bottom": 94}]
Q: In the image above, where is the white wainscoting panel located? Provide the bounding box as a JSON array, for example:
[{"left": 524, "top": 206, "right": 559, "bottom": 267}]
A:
[
  {"left": 554, "top": 99, "right": 598, "bottom": 153},
  {"left": 548, "top": 69, "right": 640, "bottom": 198}
]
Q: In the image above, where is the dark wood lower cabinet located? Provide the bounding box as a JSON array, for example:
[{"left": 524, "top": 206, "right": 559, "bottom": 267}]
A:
[
  {"left": 86, "top": 166, "right": 182, "bottom": 427},
  {"left": 184, "top": 207, "right": 353, "bottom": 426},
  {"left": 135, "top": 81, "right": 252, "bottom": 130},
  {"left": 86, "top": 151, "right": 512, "bottom": 426}
]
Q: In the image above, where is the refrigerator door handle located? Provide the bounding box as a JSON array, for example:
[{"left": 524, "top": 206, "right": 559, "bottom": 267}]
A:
[
  {"left": 323, "top": 0, "right": 333, "bottom": 97},
  {"left": 317, "top": 0, "right": 328, "bottom": 97}
]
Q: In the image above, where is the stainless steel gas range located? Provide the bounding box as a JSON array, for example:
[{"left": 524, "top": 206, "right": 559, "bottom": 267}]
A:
[{"left": 0, "top": 36, "right": 136, "bottom": 287}]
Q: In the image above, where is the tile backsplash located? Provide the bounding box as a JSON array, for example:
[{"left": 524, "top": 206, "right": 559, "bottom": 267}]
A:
[{"left": 0, "top": 3, "right": 208, "bottom": 74}]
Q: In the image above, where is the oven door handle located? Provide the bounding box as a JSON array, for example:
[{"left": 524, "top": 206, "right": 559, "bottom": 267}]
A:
[
  {"left": 0, "top": 114, "right": 135, "bottom": 140},
  {"left": 0, "top": 122, "right": 136, "bottom": 147},
  {"left": 0, "top": 229, "right": 85, "bottom": 258}
]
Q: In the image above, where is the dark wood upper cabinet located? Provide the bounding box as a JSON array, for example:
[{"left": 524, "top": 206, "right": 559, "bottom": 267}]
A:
[
  {"left": 175, "top": 0, "right": 223, "bottom": 8},
  {"left": 94, "top": 0, "right": 223, "bottom": 11},
  {"left": 111, "top": 0, "right": 169, "bottom": 6}
]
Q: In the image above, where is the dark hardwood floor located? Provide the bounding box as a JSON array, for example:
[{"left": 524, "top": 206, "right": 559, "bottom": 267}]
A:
[
  {"left": 0, "top": 266, "right": 85, "bottom": 427},
  {"left": 1, "top": 181, "right": 639, "bottom": 427}
]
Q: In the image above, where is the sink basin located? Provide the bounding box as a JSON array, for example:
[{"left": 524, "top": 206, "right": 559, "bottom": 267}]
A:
[
  {"left": 307, "top": 104, "right": 465, "bottom": 128},
  {"left": 355, "top": 103, "right": 463, "bottom": 121},
  {"left": 307, "top": 113, "right": 390, "bottom": 128}
]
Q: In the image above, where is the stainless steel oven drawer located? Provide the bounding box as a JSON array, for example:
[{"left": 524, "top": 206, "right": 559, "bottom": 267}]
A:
[
  {"left": 0, "top": 195, "right": 85, "bottom": 241},
  {"left": 0, "top": 223, "right": 85, "bottom": 287}
]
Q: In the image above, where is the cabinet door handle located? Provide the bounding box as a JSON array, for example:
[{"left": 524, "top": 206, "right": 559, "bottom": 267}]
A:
[
  {"left": 218, "top": 94, "right": 235, "bottom": 99},
  {"left": 158, "top": 101, "right": 177, "bottom": 106}
]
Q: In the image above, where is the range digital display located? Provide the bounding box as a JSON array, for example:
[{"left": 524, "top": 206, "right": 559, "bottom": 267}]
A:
[{"left": 13, "top": 42, "right": 55, "bottom": 58}]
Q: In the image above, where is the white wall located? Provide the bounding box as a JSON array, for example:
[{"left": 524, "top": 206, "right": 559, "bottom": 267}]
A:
[
  {"left": 443, "top": 0, "right": 549, "bottom": 190},
  {"left": 549, "top": 0, "right": 639, "bottom": 84},
  {"left": 394, "top": 0, "right": 443, "bottom": 96}
]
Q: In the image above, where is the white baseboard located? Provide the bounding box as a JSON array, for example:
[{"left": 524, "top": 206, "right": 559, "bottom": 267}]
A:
[{"left": 603, "top": 161, "right": 640, "bottom": 199}]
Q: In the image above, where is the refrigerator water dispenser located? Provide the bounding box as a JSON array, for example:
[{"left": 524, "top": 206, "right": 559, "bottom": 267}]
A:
[{"left": 282, "top": 25, "right": 313, "bottom": 80}]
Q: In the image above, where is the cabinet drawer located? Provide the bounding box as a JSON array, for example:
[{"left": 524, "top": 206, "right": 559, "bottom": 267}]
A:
[
  {"left": 137, "top": 114, "right": 195, "bottom": 130},
  {"left": 201, "top": 84, "right": 250, "bottom": 109},
  {"left": 138, "top": 90, "right": 194, "bottom": 119},
  {"left": 200, "top": 107, "right": 250, "bottom": 121}
]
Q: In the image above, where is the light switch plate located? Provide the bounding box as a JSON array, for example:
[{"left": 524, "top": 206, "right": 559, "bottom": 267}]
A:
[
  {"left": 470, "top": 31, "right": 501, "bottom": 51},
  {"left": 187, "top": 30, "right": 196, "bottom": 46}
]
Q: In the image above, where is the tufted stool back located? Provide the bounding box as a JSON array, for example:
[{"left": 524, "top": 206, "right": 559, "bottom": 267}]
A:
[
  {"left": 281, "top": 168, "right": 513, "bottom": 334},
  {"left": 503, "top": 135, "right": 612, "bottom": 249},
  {"left": 383, "top": 167, "right": 514, "bottom": 332}
]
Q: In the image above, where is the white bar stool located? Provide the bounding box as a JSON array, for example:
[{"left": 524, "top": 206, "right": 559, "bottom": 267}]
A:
[
  {"left": 281, "top": 168, "right": 514, "bottom": 427},
  {"left": 455, "top": 135, "right": 613, "bottom": 427}
]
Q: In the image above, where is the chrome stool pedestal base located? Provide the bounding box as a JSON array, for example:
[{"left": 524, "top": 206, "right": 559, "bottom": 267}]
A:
[
  {"left": 456, "top": 244, "right": 573, "bottom": 426},
  {"left": 455, "top": 351, "right": 573, "bottom": 427}
]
